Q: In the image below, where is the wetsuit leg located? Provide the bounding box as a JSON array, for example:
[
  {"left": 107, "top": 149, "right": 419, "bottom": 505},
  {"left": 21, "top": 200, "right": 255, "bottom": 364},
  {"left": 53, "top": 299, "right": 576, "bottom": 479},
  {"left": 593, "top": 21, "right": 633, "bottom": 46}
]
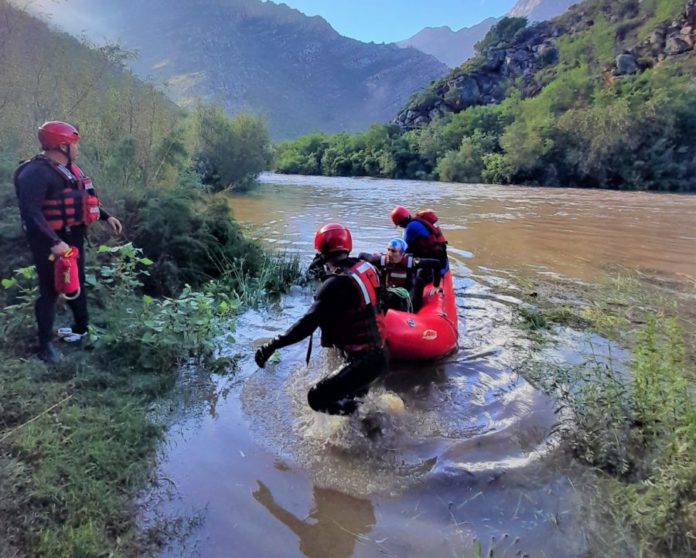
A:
[
  {"left": 438, "top": 249, "right": 449, "bottom": 278},
  {"left": 411, "top": 270, "right": 429, "bottom": 312},
  {"left": 307, "top": 349, "right": 387, "bottom": 415},
  {"left": 27, "top": 235, "right": 58, "bottom": 345},
  {"left": 64, "top": 228, "right": 88, "bottom": 333}
]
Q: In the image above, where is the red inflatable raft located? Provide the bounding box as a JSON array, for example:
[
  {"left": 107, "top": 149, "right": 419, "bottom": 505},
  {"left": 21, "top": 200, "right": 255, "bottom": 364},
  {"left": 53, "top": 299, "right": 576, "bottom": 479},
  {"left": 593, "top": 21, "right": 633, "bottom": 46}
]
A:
[{"left": 384, "top": 271, "right": 459, "bottom": 361}]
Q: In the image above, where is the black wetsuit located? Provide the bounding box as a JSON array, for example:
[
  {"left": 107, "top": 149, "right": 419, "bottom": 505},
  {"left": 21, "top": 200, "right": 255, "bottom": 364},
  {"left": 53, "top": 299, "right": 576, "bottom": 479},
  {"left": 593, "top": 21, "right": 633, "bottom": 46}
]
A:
[
  {"left": 271, "top": 259, "right": 387, "bottom": 415},
  {"left": 14, "top": 157, "right": 111, "bottom": 345}
]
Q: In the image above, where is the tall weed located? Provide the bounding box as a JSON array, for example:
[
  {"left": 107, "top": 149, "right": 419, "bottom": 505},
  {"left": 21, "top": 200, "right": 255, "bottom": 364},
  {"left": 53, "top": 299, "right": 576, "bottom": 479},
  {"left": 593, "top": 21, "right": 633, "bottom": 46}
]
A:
[{"left": 532, "top": 313, "right": 696, "bottom": 555}]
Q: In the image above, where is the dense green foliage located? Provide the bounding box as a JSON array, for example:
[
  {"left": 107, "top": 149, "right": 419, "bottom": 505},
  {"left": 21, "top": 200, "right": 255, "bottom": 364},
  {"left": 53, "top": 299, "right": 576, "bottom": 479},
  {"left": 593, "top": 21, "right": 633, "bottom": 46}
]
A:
[
  {"left": 193, "top": 105, "right": 272, "bottom": 192},
  {"left": 0, "top": 2, "right": 290, "bottom": 556},
  {"left": 0, "top": 244, "right": 299, "bottom": 556},
  {"left": 276, "top": 0, "right": 696, "bottom": 191}
]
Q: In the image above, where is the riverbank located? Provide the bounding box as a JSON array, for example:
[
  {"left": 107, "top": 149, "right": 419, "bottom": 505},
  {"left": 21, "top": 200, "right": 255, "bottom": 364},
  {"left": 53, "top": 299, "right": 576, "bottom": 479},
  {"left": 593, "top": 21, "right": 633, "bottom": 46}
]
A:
[
  {"left": 508, "top": 270, "right": 696, "bottom": 557},
  {"left": 0, "top": 244, "right": 299, "bottom": 556}
]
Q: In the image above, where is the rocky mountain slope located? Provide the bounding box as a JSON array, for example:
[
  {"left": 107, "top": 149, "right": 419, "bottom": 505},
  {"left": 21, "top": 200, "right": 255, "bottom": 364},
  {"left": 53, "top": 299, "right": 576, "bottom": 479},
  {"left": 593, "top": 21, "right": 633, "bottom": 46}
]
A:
[
  {"left": 27, "top": 0, "right": 447, "bottom": 140},
  {"left": 398, "top": 0, "right": 577, "bottom": 67},
  {"left": 509, "top": 0, "right": 579, "bottom": 20},
  {"left": 395, "top": 0, "right": 696, "bottom": 130}
]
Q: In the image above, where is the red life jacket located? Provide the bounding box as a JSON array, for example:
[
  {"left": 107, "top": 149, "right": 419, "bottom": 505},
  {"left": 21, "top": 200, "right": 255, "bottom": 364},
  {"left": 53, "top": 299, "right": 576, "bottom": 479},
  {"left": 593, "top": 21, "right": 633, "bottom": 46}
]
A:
[
  {"left": 411, "top": 214, "right": 447, "bottom": 258},
  {"left": 379, "top": 254, "right": 415, "bottom": 289},
  {"left": 15, "top": 156, "right": 101, "bottom": 231},
  {"left": 414, "top": 209, "right": 438, "bottom": 225},
  {"left": 320, "top": 260, "right": 385, "bottom": 353}
]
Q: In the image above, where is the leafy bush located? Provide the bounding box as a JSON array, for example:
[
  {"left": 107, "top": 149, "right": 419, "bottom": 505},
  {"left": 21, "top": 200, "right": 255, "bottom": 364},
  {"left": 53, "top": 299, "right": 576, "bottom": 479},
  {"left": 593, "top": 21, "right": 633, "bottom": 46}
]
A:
[
  {"left": 127, "top": 187, "right": 265, "bottom": 295},
  {"left": 193, "top": 105, "right": 272, "bottom": 192}
]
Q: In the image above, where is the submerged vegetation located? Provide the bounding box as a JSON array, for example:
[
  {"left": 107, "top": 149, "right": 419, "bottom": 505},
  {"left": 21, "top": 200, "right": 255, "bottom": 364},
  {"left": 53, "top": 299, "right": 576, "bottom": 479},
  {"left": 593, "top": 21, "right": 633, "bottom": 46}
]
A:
[
  {"left": 276, "top": 0, "right": 696, "bottom": 191},
  {"left": 513, "top": 272, "right": 696, "bottom": 556}
]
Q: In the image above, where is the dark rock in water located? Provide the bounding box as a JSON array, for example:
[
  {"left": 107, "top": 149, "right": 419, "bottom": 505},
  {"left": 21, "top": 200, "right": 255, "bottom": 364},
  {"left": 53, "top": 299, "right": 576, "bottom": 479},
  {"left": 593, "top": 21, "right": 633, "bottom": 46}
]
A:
[{"left": 360, "top": 415, "right": 383, "bottom": 439}]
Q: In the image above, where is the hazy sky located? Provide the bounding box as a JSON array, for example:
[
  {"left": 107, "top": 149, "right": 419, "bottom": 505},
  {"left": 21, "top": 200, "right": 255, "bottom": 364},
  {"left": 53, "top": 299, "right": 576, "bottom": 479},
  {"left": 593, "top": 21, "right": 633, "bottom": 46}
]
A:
[{"left": 272, "top": 0, "right": 519, "bottom": 43}]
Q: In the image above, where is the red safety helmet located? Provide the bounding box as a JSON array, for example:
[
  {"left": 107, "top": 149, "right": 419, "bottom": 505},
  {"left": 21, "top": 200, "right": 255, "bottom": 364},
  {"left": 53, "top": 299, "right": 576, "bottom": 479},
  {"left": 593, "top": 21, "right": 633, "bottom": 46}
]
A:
[
  {"left": 38, "top": 121, "right": 80, "bottom": 149},
  {"left": 314, "top": 223, "right": 352, "bottom": 255},
  {"left": 390, "top": 206, "right": 411, "bottom": 227}
]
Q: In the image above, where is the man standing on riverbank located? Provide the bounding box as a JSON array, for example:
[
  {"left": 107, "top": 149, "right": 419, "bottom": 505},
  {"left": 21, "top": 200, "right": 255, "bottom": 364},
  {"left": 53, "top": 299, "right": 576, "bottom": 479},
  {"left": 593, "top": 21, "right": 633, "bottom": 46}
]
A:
[
  {"left": 14, "top": 121, "right": 122, "bottom": 364},
  {"left": 255, "top": 223, "right": 387, "bottom": 415}
]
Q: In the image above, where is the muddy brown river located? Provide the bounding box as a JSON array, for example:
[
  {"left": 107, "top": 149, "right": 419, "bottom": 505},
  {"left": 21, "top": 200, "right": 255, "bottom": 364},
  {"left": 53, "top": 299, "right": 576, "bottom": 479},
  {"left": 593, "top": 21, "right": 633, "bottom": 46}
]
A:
[{"left": 145, "top": 174, "right": 696, "bottom": 557}]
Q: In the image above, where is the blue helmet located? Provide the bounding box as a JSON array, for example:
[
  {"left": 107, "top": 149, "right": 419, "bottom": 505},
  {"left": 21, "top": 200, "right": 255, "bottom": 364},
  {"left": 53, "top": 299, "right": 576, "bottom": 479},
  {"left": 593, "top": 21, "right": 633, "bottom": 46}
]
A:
[{"left": 387, "top": 238, "right": 407, "bottom": 255}]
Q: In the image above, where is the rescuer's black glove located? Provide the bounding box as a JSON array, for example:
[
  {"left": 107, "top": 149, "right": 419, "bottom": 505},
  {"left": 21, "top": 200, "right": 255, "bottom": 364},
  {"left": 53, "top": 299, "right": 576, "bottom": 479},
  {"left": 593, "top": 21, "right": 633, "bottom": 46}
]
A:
[{"left": 255, "top": 340, "right": 277, "bottom": 368}]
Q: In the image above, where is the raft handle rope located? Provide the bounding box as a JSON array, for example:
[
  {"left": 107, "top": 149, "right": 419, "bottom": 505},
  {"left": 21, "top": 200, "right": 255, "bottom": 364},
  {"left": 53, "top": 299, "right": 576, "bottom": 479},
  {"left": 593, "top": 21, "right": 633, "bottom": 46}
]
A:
[{"left": 387, "top": 287, "right": 413, "bottom": 313}]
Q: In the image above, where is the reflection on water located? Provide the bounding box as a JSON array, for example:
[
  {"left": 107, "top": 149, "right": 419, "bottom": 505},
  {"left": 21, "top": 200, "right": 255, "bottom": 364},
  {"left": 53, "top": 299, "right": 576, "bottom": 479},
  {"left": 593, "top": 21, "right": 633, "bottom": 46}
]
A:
[
  {"left": 147, "top": 175, "right": 695, "bottom": 557},
  {"left": 253, "top": 481, "right": 375, "bottom": 558}
]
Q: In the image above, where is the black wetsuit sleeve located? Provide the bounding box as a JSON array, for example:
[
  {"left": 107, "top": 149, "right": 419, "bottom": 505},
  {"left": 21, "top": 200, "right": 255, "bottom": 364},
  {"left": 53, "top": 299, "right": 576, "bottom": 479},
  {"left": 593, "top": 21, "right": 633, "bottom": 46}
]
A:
[
  {"left": 358, "top": 253, "right": 382, "bottom": 266},
  {"left": 273, "top": 299, "right": 322, "bottom": 349},
  {"left": 272, "top": 275, "right": 355, "bottom": 349},
  {"left": 15, "top": 163, "right": 62, "bottom": 245},
  {"left": 415, "top": 257, "right": 442, "bottom": 286},
  {"left": 415, "top": 257, "right": 441, "bottom": 271}
]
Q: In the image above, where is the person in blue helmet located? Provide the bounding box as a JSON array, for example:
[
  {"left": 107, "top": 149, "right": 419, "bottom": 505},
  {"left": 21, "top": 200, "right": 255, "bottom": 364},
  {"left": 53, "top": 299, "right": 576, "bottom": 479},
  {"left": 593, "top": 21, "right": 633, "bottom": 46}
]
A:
[{"left": 359, "top": 238, "right": 440, "bottom": 312}]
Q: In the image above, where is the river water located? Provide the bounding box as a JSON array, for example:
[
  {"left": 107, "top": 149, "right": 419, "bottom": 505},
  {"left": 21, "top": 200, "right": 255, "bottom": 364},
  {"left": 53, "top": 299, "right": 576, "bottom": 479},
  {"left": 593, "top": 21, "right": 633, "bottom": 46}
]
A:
[{"left": 146, "top": 174, "right": 696, "bottom": 557}]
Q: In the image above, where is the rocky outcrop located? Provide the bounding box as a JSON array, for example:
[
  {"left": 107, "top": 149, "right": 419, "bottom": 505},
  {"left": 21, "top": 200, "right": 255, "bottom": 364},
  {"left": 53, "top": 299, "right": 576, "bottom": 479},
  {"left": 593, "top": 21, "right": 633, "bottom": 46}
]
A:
[
  {"left": 395, "top": 21, "right": 562, "bottom": 129},
  {"left": 509, "top": 0, "right": 578, "bottom": 22},
  {"left": 612, "top": 0, "right": 696, "bottom": 76},
  {"left": 396, "top": 1, "right": 696, "bottom": 130}
]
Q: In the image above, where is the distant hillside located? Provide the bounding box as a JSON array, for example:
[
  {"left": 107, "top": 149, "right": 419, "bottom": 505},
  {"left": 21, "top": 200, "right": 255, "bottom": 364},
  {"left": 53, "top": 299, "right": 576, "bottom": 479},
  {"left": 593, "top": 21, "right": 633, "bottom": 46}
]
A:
[
  {"left": 0, "top": 0, "right": 180, "bottom": 160},
  {"left": 26, "top": 0, "right": 448, "bottom": 140},
  {"left": 397, "top": 18, "right": 499, "bottom": 68},
  {"left": 399, "top": 0, "right": 577, "bottom": 67},
  {"left": 509, "top": 0, "right": 579, "bottom": 21}
]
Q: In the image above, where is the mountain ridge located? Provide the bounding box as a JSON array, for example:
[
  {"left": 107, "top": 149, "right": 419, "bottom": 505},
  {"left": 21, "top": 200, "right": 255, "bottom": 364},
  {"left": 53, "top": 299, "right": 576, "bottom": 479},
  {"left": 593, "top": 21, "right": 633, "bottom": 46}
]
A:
[
  {"left": 24, "top": 0, "right": 448, "bottom": 140},
  {"left": 397, "top": 17, "right": 499, "bottom": 68},
  {"left": 399, "top": 0, "right": 578, "bottom": 67}
]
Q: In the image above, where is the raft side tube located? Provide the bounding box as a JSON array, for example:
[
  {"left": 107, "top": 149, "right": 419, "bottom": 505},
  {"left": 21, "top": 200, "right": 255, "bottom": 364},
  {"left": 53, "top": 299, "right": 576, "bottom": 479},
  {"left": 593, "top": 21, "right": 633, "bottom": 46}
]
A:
[{"left": 384, "top": 272, "right": 459, "bottom": 361}]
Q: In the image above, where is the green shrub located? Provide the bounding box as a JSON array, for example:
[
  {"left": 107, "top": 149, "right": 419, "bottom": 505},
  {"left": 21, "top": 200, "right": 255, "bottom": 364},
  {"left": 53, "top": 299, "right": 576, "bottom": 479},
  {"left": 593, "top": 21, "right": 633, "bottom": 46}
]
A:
[{"left": 529, "top": 313, "right": 696, "bottom": 555}]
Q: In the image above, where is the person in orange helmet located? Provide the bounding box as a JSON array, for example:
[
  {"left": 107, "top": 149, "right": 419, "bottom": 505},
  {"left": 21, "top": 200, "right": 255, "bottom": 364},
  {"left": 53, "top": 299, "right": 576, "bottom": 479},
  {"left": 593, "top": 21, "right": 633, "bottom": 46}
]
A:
[
  {"left": 14, "top": 121, "right": 122, "bottom": 364},
  {"left": 255, "top": 223, "right": 387, "bottom": 416}
]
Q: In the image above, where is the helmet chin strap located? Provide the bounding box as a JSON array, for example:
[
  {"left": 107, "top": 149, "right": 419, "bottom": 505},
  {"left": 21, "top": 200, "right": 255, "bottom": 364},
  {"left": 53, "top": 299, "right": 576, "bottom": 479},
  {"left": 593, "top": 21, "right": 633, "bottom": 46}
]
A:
[
  {"left": 61, "top": 144, "right": 72, "bottom": 168},
  {"left": 44, "top": 146, "right": 72, "bottom": 168}
]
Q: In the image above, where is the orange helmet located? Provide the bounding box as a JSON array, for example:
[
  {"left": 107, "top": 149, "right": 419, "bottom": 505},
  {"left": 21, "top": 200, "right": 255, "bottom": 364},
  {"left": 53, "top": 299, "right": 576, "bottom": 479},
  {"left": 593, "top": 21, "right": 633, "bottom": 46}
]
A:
[
  {"left": 38, "top": 121, "right": 80, "bottom": 149},
  {"left": 390, "top": 206, "right": 411, "bottom": 227},
  {"left": 314, "top": 223, "right": 352, "bottom": 255}
]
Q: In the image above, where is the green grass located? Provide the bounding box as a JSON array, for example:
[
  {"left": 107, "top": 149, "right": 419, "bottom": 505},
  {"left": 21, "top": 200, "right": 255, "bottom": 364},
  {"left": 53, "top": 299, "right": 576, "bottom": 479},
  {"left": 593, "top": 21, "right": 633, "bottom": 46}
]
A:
[
  {"left": 0, "top": 245, "right": 300, "bottom": 557},
  {"left": 517, "top": 271, "right": 696, "bottom": 557}
]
